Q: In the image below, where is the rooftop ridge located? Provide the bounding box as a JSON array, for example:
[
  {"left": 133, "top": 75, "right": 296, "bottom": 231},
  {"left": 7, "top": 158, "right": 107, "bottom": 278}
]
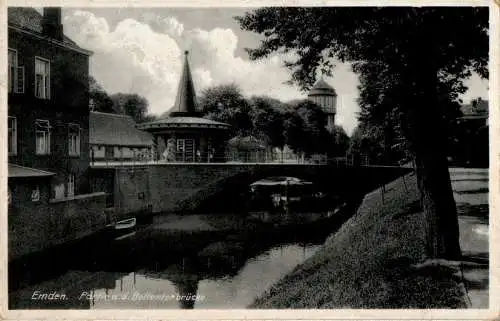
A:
[
  {"left": 90, "top": 111, "right": 135, "bottom": 119},
  {"left": 8, "top": 7, "right": 90, "bottom": 54}
]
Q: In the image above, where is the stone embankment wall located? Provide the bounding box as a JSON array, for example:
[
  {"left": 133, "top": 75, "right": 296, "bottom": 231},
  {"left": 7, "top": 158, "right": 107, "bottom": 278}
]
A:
[
  {"left": 91, "top": 164, "right": 410, "bottom": 218},
  {"left": 9, "top": 192, "right": 107, "bottom": 261}
]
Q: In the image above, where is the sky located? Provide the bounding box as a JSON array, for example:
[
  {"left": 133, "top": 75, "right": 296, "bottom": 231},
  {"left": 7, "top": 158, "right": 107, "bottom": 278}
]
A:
[{"left": 55, "top": 7, "right": 489, "bottom": 135}]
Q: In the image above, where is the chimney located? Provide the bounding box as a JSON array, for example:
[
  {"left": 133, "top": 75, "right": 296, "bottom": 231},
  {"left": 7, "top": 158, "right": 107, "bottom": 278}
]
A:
[{"left": 42, "top": 8, "right": 64, "bottom": 41}]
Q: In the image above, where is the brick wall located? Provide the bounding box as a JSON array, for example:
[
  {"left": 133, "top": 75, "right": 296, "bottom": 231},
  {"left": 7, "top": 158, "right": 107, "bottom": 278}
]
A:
[
  {"left": 8, "top": 192, "right": 107, "bottom": 260},
  {"left": 115, "top": 167, "right": 151, "bottom": 214}
]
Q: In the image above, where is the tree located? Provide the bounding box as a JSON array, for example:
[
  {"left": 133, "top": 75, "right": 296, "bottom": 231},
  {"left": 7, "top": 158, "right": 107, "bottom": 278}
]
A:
[
  {"left": 329, "top": 125, "right": 350, "bottom": 157},
  {"left": 348, "top": 121, "right": 392, "bottom": 164},
  {"left": 89, "top": 76, "right": 114, "bottom": 113},
  {"left": 293, "top": 100, "right": 331, "bottom": 155},
  {"left": 283, "top": 110, "right": 306, "bottom": 155},
  {"left": 281, "top": 100, "right": 331, "bottom": 156},
  {"left": 110, "top": 93, "right": 155, "bottom": 123},
  {"left": 199, "top": 83, "right": 254, "bottom": 135},
  {"left": 237, "top": 7, "right": 488, "bottom": 259},
  {"left": 249, "top": 96, "right": 287, "bottom": 149}
]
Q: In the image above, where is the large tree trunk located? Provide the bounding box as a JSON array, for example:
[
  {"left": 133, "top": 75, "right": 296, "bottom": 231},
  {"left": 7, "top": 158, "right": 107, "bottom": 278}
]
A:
[
  {"left": 414, "top": 144, "right": 462, "bottom": 259},
  {"left": 407, "top": 42, "right": 462, "bottom": 260},
  {"left": 412, "top": 107, "right": 462, "bottom": 259},
  {"left": 409, "top": 100, "right": 462, "bottom": 259}
]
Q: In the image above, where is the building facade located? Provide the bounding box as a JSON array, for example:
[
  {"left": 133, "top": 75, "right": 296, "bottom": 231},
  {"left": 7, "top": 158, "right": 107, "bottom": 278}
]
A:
[
  {"left": 8, "top": 7, "right": 92, "bottom": 200},
  {"left": 89, "top": 111, "right": 154, "bottom": 162},
  {"left": 452, "top": 99, "right": 489, "bottom": 167},
  {"left": 8, "top": 8, "right": 110, "bottom": 261},
  {"left": 307, "top": 78, "right": 337, "bottom": 133}
]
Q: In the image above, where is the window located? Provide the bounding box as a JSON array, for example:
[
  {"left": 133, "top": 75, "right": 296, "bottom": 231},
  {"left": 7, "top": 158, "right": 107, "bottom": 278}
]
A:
[
  {"left": 114, "top": 146, "right": 122, "bottom": 158},
  {"left": 67, "top": 174, "right": 75, "bottom": 197},
  {"left": 53, "top": 182, "right": 65, "bottom": 200},
  {"left": 8, "top": 117, "right": 17, "bottom": 155},
  {"left": 89, "top": 98, "right": 95, "bottom": 111},
  {"left": 35, "top": 57, "right": 50, "bottom": 99},
  {"left": 8, "top": 49, "right": 17, "bottom": 93},
  {"left": 8, "top": 49, "right": 24, "bottom": 94},
  {"left": 35, "top": 120, "right": 51, "bottom": 155},
  {"left": 176, "top": 139, "right": 185, "bottom": 152},
  {"left": 31, "top": 186, "right": 40, "bottom": 202},
  {"left": 92, "top": 145, "right": 105, "bottom": 158},
  {"left": 68, "top": 124, "right": 80, "bottom": 156}
]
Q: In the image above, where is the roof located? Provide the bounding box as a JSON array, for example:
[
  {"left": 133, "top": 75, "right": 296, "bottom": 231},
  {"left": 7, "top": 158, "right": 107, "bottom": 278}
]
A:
[
  {"left": 138, "top": 116, "right": 230, "bottom": 131},
  {"left": 460, "top": 99, "right": 489, "bottom": 119},
  {"left": 308, "top": 78, "right": 337, "bottom": 97},
  {"left": 169, "top": 51, "right": 199, "bottom": 116},
  {"left": 8, "top": 7, "right": 86, "bottom": 53},
  {"left": 90, "top": 112, "right": 154, "bottom": 147},
  {"left": 9, "top": 164, "right": 55, "bottom": 178}
]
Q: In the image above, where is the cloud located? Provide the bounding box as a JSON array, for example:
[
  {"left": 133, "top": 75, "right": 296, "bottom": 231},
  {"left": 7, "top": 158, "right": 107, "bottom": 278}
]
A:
[
  {"left": 140, "top": 12, "right": 184, "bottom": 37},
  {"left": 163, "top": 17, "right": 184, "bottom": 37},
  {"left": 63, "top": 10, "right": 361, "bottom": 134},
  {"left": 64, "top": 10, "right": 182, "bottom": 116}
]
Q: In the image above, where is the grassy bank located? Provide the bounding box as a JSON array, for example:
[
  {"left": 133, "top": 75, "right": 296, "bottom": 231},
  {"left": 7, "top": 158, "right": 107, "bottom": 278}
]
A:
[{"left": 251, "top": 172, "right": 467, "bottom": 308}]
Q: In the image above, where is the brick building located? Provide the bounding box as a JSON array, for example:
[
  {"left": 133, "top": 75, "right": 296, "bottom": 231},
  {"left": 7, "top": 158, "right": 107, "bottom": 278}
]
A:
[
  {"left": 8, "top": 7, "right": 92, "bottom": 200},
  {"left": 7, "top": 8, "right": 111, "bottom": 261},
  {"left": 89, "top": 111, "right": 154, "bottom": 162}
]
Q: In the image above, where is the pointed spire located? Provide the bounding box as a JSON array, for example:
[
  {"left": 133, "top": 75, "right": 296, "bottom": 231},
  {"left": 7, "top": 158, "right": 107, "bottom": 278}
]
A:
[{"left": 169, "top": 50, "right": 200, "bottom": 117}]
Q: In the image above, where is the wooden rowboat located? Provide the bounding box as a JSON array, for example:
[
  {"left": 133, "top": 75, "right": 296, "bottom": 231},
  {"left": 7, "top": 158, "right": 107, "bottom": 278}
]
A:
[{"left": 114, "top": 218, "right": 137, "bottom": 230}]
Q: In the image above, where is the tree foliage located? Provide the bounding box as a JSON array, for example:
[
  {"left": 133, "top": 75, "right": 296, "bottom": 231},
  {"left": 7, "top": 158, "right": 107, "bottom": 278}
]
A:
[
  {"left": 89, "top": 77, "right": 157, "bottom": 123},
  {"left": 237, "top": 7, "right": 488, "bottom": 259},
  {"left": 199, "top": 83, "right": 254, "bottom": 135},
  {"left": 249, "top": 96, "right": 287, "bottom": 148},
  {"left": 292, "top": 100, "right": 331, "bottom": 155},
  {"left": 89, "top": 76, "right": 114, "bottom": 113},
  {"left": 199, "top": 84, "right": 344, "bottom": 155},
  {"left": 329, "top": 125, "right": 350, "bottom": 157},
  {"left": 110, "top": 93, "right": 156, "bottom": 123}
]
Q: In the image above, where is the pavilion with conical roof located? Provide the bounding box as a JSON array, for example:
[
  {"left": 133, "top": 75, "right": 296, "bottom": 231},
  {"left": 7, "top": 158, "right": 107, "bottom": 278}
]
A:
[{"left": 137, "top": 51, "right": 231, "bottom": 162}]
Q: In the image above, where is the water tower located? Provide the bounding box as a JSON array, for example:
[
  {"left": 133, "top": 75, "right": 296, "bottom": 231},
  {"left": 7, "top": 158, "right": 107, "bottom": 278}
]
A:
[{"left": 307, "top": 78, "right": 337, "bottom": 133}]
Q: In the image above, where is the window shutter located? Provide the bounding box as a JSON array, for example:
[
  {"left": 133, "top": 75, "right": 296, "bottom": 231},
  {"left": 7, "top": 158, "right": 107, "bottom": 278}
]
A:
[
  {"left": 16, "top": 66, "right": 24, "bottom": 94},
  {"left": 45, "top": 72, "right": 50, "bottom": 99},
  {"left": 77, "top": 126, "right": 81, "bottom": 155}
]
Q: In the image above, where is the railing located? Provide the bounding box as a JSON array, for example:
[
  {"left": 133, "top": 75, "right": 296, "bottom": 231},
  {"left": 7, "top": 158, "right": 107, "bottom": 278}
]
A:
[{"left": 89, "top": 151, "right": 382, "bottom": 167}]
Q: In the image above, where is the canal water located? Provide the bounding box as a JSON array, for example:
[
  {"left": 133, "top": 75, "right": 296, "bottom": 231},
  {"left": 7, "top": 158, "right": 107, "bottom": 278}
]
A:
[{"left": 9, "top": 209, "right": 352, "bottom": 309}]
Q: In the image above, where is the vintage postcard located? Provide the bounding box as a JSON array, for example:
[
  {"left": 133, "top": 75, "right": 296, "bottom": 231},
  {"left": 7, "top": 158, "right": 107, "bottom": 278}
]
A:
[{"left": 1, "top": 1, "right": 498, "bottom": 320}]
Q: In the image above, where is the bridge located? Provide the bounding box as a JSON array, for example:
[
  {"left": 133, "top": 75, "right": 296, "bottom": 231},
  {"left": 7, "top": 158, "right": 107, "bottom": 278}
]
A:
[{"left": 89, "top": 155, "right": 412, "bottom": 219}]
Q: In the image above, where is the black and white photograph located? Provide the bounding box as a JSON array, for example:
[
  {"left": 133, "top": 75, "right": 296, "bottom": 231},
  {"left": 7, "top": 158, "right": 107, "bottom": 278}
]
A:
[{"left": 3, "top": 3, "right": 497, "bottom": 317}]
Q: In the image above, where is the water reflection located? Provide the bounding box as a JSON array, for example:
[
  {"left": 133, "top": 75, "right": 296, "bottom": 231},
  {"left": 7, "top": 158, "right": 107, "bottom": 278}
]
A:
[
  {"left": 86, "top": 244, "right": 319, "bottom": 309},
  {"left": 9, "top": 208, "right": 351, "bottom": 309}
]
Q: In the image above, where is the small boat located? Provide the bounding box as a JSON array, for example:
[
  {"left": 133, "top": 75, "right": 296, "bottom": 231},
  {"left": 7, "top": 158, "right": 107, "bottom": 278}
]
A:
[
  {"left": 115, "top": 218, "right": 137, "bottom": 230},
  {"left": 106, "top": 217, "right": 137, "bottom": 229},
  {"left": 104, "top": 217, "right": 137, "bottom": 241}
]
